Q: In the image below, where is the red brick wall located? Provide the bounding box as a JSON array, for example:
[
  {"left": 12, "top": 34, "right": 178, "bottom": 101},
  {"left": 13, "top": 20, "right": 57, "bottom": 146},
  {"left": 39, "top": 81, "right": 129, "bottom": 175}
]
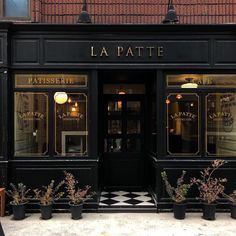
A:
[{"left": 30, "top": 0, "right": 236, "bottom": 24}]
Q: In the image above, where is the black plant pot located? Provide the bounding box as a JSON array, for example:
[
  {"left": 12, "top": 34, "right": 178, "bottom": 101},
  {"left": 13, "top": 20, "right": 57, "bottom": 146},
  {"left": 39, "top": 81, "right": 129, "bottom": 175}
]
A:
[
  {"left": 40, "top": 204, "right": 53, "bottom": 220},
  {"left": 173, "top": 202, "right": 186, "bottom": 220},
  {"left": 0, "top": 222, "right": 5, "bottom": 236},
  {"left": 230, "top": 203, "right": 236, "bottom": 219},
  {"left": 69, "top": 202, "right": 83, "bottom": 220},
  {"left": 11, "top": 202, "right": 27, "bottom": 220},
  {"left": 202, "top": 203, "right": 216, "bottom": 220}
]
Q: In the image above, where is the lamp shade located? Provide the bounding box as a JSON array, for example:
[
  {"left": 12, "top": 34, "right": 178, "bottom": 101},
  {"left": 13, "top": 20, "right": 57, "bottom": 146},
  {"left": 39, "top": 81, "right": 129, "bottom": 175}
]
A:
[
  {"left": 181, "top": 78, "right": 198, "bottom": 89},
  {"left": 54, "top": 92, "right": 68, "bottom": 104}
]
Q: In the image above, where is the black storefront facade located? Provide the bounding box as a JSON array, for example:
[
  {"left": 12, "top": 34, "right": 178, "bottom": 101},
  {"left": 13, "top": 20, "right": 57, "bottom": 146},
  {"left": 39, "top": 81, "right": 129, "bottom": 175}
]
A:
[{"left": 1, "top": 23, "right": 236, "bottom": 212}]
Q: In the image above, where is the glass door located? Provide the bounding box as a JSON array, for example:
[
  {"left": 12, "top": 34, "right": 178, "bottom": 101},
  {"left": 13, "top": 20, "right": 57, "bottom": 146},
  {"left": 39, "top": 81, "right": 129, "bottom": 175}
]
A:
[{"left": 103, "top": 95, "right": 145, "bottom": 190}]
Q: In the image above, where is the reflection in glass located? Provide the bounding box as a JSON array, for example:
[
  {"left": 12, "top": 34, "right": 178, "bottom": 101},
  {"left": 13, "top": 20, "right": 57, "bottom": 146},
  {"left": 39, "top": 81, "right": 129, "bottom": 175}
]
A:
[
  {"left": 127, "top": 101, "right": 141, "bottom": 115},
  {"left": 127, "top": 138, "right": 141, "bottom": 152},
  {"left": 55, "top": 93, "right": 87, "bottom": 156},
  {"left": 14, "top": 93, "right": 48, "bottom": 156},
  {"left": 108, "top": 120, "right": 122, "bottom": 134},
  {"left": 108, "top": 101, "right": 122, "bottom": 115},
  {"left": 207, "top": 93, "right": 236, "bottom": 156},
  {"left": 167, "top": 94, "right": 199, "bottom": 155},
  {"left": 127, "top": 120, "right": 141, "bottom": 134},
  {"left": 4, "top": 0, "right": 29, "bottom": 17},
  {"left": 104, "top": 138, "right": 122, "bottom": 152}
]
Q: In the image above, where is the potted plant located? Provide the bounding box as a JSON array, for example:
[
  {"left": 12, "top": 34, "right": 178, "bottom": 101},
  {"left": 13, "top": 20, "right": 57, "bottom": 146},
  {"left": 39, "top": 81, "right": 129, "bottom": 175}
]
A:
[
  {"left": 6, "top": 183, "right": 31, "bottom": 220},
  {"left": 191, "top": 159, "right": 227, "bottom": 220},
  {"left": 64, "top": 171, "right": 95, "bottom": 220},
  {"left": 33, "top": 180, "right": 64, "bottom": 220},
  {"left": 161, "top": 170, "right": 190, "bottom": 220},
  {"left": 222, "top": 190, "right": 236, "bottom": 219}
]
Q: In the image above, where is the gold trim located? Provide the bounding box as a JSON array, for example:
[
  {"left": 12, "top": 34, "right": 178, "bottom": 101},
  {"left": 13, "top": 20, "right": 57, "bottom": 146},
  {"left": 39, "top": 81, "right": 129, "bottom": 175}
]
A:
[
  {"left": 167, "top": 74, "right": 236, "bottom": 88},
  {"left": 54, "top": 93, "right": 88, "bottom": 156},
  {"left": 14, "top": 92, "right": 49, "bottom": 156},
  {"left": 166, "top": 93, "right": 200, "bottom": 156},
  {"left": 15, "top": 74, "right": 88, "bottom": 88}
]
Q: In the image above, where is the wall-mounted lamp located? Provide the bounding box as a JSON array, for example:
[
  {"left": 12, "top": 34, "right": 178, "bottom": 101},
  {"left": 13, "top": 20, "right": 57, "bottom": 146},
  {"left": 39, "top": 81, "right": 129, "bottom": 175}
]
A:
[
  {"left": 54, "top": 92, "right": 68, "bottom": 104},
  {"left": 162, "top": 0, "right": 179, "bottom": 24},
  {"left": 77, "top": 0, "right": 92, "bottom": 23},
  {"left": 181, "top": 78, "right": 198, "bottom": 89}
]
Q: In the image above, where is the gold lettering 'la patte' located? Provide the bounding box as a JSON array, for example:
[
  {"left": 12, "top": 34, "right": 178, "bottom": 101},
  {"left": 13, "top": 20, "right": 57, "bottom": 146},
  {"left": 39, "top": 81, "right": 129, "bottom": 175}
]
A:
[{"left": 91, "top": 45, "right": 164, "bottom": 58}]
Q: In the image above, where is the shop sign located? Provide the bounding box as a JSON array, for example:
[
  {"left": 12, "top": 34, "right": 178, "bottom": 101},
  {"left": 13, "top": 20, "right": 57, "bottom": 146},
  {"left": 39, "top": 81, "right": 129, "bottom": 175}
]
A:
[
  {"left": 58, "top": 112, "right": 84, "bottom": 121},
  {"left": 15, "top": 74, "right": 87, "bottom": 88},
  {"left": 90, "top": 45, "right": 164, "bottom": 58},
  {"left": 18, "top": 111, "right": 45, "bottom": 120},
  {"left": 170, "top": 112, "right": 197, "bottom": 121}
]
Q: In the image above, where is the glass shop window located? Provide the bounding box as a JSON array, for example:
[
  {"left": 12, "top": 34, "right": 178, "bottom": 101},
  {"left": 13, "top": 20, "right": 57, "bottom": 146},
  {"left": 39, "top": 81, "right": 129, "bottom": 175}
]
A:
[
  {"left": 166, "top": 93, "right": 199, "bottom": 155},
  {"left": 206, "top": 93, "right": 236, "bottom": 156},
  {"left": 167, "top": 74, "right": 236, "bottom": 88},
  {"left": 55, "top": 93, "right": 87, "bottom": 156},
  {"left": 14, "top": 92, "right": 48, "bottom": 156},
  {"left": 3, "top": 0, "right": 29, "bottom": 18},
  {"left": 14, "top": 74, "right": 88, "bottom": 157}
]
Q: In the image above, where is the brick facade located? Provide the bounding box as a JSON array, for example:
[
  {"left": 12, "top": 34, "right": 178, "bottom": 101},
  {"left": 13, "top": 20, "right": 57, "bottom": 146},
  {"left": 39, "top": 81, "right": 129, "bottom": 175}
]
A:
[{"left": 29, "top": 0, "right": 236, "bottom": 24}]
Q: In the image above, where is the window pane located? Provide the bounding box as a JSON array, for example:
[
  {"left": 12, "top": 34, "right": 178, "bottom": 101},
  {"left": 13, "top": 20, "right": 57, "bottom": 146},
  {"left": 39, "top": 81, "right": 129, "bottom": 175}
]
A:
[
  {"left": 104, "top": 138, "right": 122, "bottom": 152},
  {"left": 127, "top": 120, "right": 141, "bottom": 134},
  {"left": 14, "top": 93, "right": 48, "bottom": 156},
  {"left": 127, "top": 101, "right": 141, "bottom": 115},
  {"left": 167, "top": 74, "right": 236, "bottom": 88},
  {"left": 206, "top": 93, "right": 236, "bottom": 156},
  {"left": 107, "top": 101, "right": 122, "bottom": 115},
  {"left": 127, "top": 137, "right": 141, "bottom": 152},
  {"left": 4, "top": 0, "right": 29, "bottom": 17},
  {"left": 167, "top": 94, "right": 199, "bottom": 155},
  {"left": 55, "top": 93, "right": 87, "bottom": 156},
  {"left": 108, "top": 120, "right": 122, "bottom": 134}
]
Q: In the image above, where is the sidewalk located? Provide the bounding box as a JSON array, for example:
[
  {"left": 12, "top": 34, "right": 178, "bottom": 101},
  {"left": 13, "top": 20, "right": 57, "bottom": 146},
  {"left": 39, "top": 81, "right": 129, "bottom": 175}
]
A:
[{"left": 1, "top": 213, "right": 236, "bottom": 236}]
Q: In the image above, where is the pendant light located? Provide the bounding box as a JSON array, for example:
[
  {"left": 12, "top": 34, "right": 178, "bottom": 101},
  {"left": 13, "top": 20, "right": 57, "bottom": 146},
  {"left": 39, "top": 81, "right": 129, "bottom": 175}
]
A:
[
  {"left": 54, "top": 92, "right": 68, "bottom": 104},
  {"left": 181, "top": 78, "right": 198, "bottom": 89}
]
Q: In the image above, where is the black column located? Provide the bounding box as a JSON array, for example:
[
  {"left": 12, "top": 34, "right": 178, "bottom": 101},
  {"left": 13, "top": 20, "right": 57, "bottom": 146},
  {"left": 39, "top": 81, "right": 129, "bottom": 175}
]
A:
[{"left": 0, "top": 70, "right": 8, "bottom": 187}]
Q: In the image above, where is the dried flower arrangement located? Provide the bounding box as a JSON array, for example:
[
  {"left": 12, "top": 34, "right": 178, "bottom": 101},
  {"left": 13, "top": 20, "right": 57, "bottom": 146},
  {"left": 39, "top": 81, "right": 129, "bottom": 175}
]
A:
[
  {"left": 191, "top": 160, "right": 227, "bottom": 204},
  {"left": 64, "top": 171, "right": 95, "bottom": 205},
  {"left": 33, "top": 180, "right": 64, "bottom": 205},
  {"left": 6, "top": 183, "right": 31, "bottom": 205},
  {"left": 222, "top": 190, "right": 236, "bottom": 204},
  {"left": 161, "top": 170, "right": 190, "bottom": 203}
]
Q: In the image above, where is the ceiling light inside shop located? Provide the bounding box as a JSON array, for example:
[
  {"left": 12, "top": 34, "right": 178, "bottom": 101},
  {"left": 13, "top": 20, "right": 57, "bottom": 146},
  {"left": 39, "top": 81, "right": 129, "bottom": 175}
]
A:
[
  {"left": 181, "top": 78, "right": 198, "bottom": 88},
  {"left": 54, "top": 92, "right": 68, "bottom": 104}
]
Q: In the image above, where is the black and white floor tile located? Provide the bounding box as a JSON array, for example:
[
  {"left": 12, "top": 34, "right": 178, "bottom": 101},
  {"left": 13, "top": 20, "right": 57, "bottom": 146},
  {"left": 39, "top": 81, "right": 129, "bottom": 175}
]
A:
[{"left": 99, "top": 191, "right": 155, "bottom": 208}]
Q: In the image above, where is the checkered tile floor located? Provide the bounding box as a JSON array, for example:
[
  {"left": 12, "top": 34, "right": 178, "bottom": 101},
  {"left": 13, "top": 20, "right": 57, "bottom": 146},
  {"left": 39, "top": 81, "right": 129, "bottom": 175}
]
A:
[{"left": 99, "top": 191, "right": 156, "bottom": 208}]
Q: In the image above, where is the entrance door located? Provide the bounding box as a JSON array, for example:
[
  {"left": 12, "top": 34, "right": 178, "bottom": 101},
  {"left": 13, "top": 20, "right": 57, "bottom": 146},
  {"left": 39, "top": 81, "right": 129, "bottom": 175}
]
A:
[{"left": 103, "top": 95, "right": 145, "bottom": 190}]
